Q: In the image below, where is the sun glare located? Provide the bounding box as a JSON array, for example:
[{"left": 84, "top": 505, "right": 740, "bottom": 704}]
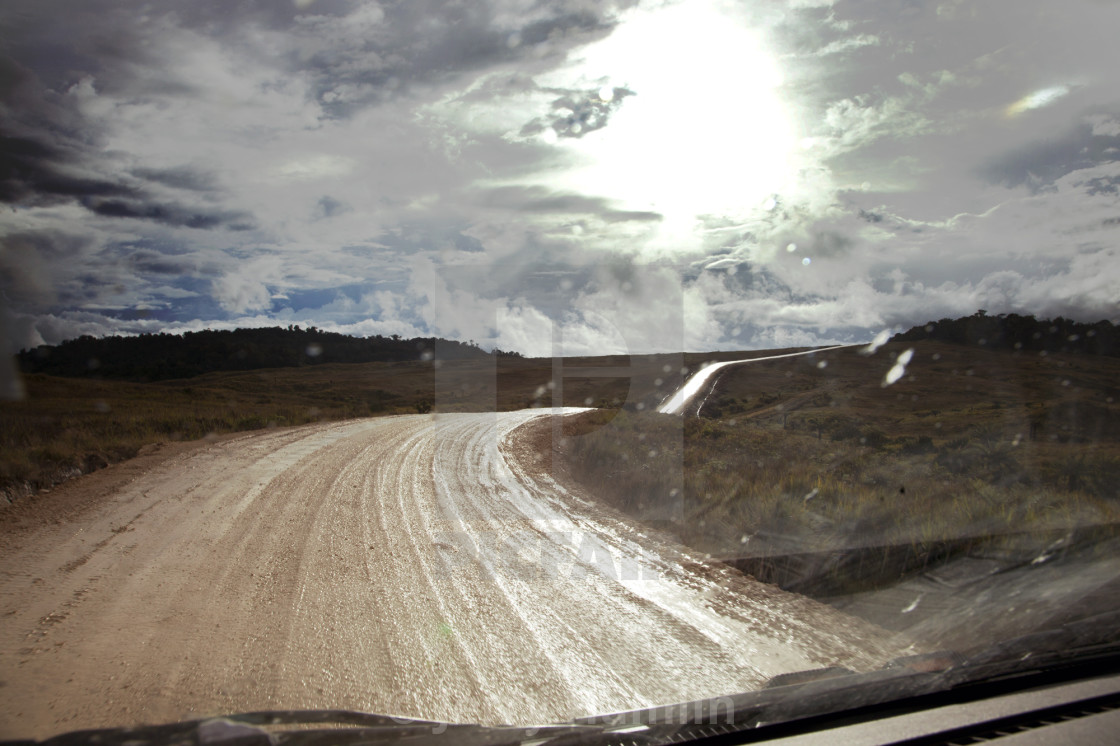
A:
[{"left": 545, "top": 0, "right": 798, "bottom": 251}]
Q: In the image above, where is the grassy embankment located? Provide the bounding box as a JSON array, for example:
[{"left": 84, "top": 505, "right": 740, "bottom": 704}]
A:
[
  {"left": 0, "top": 362, "right": 410, "bottom": 500},
  {"left": 555, "top": 341, "right": 1120, "bottom": 593}
]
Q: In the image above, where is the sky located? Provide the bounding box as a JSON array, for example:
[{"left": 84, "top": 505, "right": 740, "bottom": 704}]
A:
[{"left": 2, "top": 0, "right": 1119, "bottom": 359}]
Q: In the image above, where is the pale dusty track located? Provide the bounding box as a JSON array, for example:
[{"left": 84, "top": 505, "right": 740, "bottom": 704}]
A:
[{"left": 0, "top": 411, "right": 916, "bottom": 739}]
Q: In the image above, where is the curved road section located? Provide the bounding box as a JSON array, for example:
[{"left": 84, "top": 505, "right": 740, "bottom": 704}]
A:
[
  {"left": 658, "top": 345, "right": 859, "bottom": 415},
  {"left": 1, "top": 410, "right": 914, "bottom": 738}
]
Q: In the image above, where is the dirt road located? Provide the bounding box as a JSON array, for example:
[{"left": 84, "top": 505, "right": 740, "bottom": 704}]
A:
[
  {"left": 656, "top": 345, "right": 858, "bottom": 415},
  {"left": 1, "top": 410, "right": 916, "bottom": 739}
]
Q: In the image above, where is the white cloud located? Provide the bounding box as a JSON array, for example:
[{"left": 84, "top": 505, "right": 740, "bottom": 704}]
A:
[
  {"left": 149, "top": 285, "right": 200, "bottom": 299},
  {"left": 274, "top": 155, "right": 356, "bottom": 181},
  {"left": 807, "top": 33, "right": 879, "bottom": 57},
  {"left": 1087, "top": 114, "right": 1120, "bottom": 137},
  {"left": 212, "top": 275, "right": 273, "bottom": 314}
]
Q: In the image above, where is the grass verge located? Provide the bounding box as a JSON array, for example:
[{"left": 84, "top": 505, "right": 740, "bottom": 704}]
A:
[{"left": 553, "top": 341, "right": 1120, "bottom": 594}]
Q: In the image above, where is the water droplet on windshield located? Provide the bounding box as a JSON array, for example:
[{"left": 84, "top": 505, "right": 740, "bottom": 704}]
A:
[
  {"left": 883, "top": 348, "right": 915, "bottom": 387},
  {"left": 863, "top": 330, "right": 890, "bottom": 354}
]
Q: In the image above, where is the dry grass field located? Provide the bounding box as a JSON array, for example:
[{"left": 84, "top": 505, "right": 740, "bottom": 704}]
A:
[
  {"left": 553, "top": 341, "right": 1120, "bottom": 592},
  {"left": 0, "top": 349, "right": 683, "bottom": 500}
]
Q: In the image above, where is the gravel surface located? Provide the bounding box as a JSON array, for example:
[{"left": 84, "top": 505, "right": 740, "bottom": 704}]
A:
[{"left": 0, "top": 411, "right": 918, "bottom": 739}]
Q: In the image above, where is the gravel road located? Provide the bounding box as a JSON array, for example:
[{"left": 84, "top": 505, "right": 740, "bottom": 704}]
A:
[{"left": 0, "top": 410, "right": 916, "bottom": 739}]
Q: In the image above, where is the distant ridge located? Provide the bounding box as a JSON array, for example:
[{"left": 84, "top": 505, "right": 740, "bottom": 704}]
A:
[
  {"left": 18, "top": 327, "right": 523, "bottom": 382},
  {"left": 892, "top": 312, "right": 1118, "bottom": 357}
]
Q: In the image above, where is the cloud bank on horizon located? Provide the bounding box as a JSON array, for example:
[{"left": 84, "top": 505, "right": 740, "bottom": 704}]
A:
[{"left": 2, "top": 0, "right": 1118, "bottom": 357}]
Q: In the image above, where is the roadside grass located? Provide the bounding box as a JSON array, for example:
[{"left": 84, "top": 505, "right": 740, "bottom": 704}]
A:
[
  {"left": 555, "top": 341, "right": 1120, "bottom": 592},
  {"left": 0, "top": 367, "right": 417, "bottom": 498},
  {"left": 0, "top": 351, "right": 675, "bottom": 501}
]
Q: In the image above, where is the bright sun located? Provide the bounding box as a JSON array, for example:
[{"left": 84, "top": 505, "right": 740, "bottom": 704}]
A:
[{"left": 544, "top": 0, "right": 798, "bottom": 250}]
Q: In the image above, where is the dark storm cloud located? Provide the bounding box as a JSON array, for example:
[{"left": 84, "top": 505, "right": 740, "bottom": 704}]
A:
[
  {"left": 1, "top": 45, "right": 251, "bottom": 230},
  {"left": 980, "top": 120, "right": 1120, "bottom": 193},
  {"left": 0, "top": 0, "right": 625, "bottom": 230},
  {"left": 0, "top": 133, "right": 131, "bottom": 204},
  {"left": 315, "top": 195, "right": 349, "bottom": 219},
  {"left": 0, "top": 55, "right": 129, "bottom": 204},
  {"left": 124, "top": 249, "right": 200, "bottom": 277},
  {"left": 477, "top": 186, "right": 661, "bottom": 222},
  {"left": 130, "top": 166, "right": 218, "bottom": 192},
  {"left": 289, "top": 2, "right": 623, "bottom": 118},
  {"left": 1, "top": 0, "right": 621, "bottom": 100},
  {"left": 0, "top": 4, "right": 199, "bottom": 102},
  {"left": 0, "top": 127, "right": 254, "bottom": 229},
  {"left": 80, "top": 197, "right": 256, "bottom": 231},
  {"left": 171, "top": 0, "right": 356, "bottom": 31},
  {"left": 0, "top": 0, "right": 630, "bottom": 139},
  {"left": 0, "top": 135, "right": 253, "bottom": 227}
]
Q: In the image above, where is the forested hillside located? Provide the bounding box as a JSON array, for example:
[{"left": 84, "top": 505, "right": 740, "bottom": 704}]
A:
[
  {"left": 892, "top": 312, "right": 1117, "bottom": 356},
  {"left": 17, "top": 327, "right": 522, "bottom": 382}
]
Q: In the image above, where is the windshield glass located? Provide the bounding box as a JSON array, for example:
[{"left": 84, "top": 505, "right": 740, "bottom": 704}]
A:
[{"left": 2, "top": 0, "right": 1119, "bottom": 742}]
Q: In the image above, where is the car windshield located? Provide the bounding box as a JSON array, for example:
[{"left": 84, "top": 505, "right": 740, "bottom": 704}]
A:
[{"left": 2, "top": 1, "right": 1119, "bottom": 743}]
